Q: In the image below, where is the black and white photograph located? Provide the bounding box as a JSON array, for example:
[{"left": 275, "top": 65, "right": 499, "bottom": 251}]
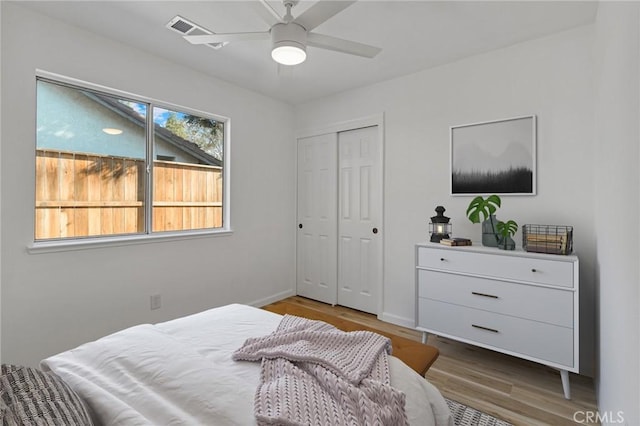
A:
[{"left": 450, "top": 115, "right": 536, "bottom": 195}]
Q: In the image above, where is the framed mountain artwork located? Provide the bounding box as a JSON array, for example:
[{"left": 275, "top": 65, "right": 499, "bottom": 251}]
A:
[{"left": 450, "top": 115, "right": 536, "bottom": 195}]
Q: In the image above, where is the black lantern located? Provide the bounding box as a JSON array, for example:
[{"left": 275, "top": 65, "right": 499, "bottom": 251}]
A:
[{"left": 429, "top": 206, "right": 451, "bottom": 243}]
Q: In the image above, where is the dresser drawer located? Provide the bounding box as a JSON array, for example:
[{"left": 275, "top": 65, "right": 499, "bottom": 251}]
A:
[
  {"left": 417, "top": 246, "right": 574, "bottom": 288},
  {"left": 417, "top": 299, "right": 574, "bottom": 367},
  {"left": 417, "top": 270, "right": 573, "bottom": 327}
]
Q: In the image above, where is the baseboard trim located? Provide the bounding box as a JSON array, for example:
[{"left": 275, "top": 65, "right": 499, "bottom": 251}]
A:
[
  {"left": 249, "top": 289, "right": 296, "bottom": 308},
  {"left": 379, "top": 311, "right": 414, "bottom": 329}
]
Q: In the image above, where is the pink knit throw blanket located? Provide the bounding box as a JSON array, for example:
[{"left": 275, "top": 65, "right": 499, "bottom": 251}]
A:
[{"left": 232, "top": 315, "right": 408, "bottom": 426}]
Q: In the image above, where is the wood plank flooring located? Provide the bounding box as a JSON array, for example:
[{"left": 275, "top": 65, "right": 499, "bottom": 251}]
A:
[{"left": 262, "top": 296, "right": 598, "bottom": 426}]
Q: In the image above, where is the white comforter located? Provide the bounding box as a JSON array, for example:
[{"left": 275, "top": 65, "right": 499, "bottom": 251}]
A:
[{"left": 41, "top": 304, "right": 452, "bottom": 426}]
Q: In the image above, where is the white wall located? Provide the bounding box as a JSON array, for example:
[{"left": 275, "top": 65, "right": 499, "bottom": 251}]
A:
[
  {"left": 295, "top": 25, "right": 596, "bottom": 376},
  {"left": 593, "top": 3, "right": 640, "bottom": 425},
  {"left": 1, "top": 3, "right": 296, "bottom": 367}
]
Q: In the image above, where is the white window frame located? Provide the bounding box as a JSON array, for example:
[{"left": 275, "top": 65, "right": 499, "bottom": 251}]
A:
[{"left": 29, "top": 70, "right": 232, "bottom": 254}]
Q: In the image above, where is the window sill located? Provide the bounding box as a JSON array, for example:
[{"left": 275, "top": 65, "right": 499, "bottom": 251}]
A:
[{"left": 27, "top": 229, "right": 234, "bottom": 254}]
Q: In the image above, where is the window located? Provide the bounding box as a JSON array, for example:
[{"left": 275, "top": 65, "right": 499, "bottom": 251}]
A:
[{"left": 35, "top": 77, "right": 227, "bottom": 241}]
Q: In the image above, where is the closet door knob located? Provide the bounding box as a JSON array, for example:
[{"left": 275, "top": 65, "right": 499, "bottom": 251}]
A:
[
  {"left": 298, "top": 224, "right": 303, "bottom": 229},
  {"left": 372, "top": 227, "right": 378, "bottom": 234}
]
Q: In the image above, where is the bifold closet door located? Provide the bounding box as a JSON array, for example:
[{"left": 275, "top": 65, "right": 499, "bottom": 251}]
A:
[
  {"left": 296, "top": 133, "right": 338, "bottom": 305},
  {"left": 337, "top": 126, "right": 382, "bottom": 314}
]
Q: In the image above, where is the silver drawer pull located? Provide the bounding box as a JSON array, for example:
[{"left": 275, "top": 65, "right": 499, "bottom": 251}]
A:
[
  {"left": 472, "top": 324, "right": 499, "bottom": 333},
  {"left": 471, "top": 291, "right": 499, "bottom": 299}
]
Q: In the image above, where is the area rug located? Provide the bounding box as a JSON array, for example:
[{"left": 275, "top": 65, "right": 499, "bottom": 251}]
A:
[{"left": 445, "top": 398, "right": 513, "bottom": 426}]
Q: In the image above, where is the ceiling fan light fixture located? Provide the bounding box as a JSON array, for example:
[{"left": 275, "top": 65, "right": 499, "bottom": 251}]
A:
[
  {"left": 180, "top": 2, "right": 381, "bottom": 68},
  {"left": 271, "top": 22, "right": 307, "bottom": 66},
  {"left": 272, "top": 42, "right": 307, "bottom": 65}
]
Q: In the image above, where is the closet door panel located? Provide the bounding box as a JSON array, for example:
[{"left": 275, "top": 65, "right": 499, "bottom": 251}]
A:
[
  {"left": 296, "top": 134, "right": 338, "bottom": 304},
  {"left": 337, "top": 126, "right": 381, "bottom": 314}
]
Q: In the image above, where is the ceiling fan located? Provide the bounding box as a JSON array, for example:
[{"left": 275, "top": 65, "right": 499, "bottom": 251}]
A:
[{"left": 183, "top": 0, "right": 382, "bottom": 66}]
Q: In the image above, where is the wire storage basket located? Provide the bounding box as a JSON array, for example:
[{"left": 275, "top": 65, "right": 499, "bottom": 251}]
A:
[{"left": 522, "top": 225, "right": 573, "bottom": 255}]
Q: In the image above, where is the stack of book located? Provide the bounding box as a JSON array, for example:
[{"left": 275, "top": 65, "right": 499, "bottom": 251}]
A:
[
  {"left": 439, "top": 237, "right": 472, "bottom": 246},
  {"left": 525, "top": 233, "right": 568, "bottom": 254}
]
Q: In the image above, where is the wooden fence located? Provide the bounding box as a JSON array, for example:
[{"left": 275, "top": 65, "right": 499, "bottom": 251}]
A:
[{"left": 35, "top": 149, "right": 223, "bottom": 240}]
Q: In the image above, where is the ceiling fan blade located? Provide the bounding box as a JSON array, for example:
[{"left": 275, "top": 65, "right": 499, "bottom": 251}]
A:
[
  {"left": 307, "top": 32, "right": 381, "bottom": 58},
  {"left": 294, "top": 1, "right": 357, "bottom": 31},
  {"left": 252, "top": 0, "right": 283, "bottom": 27},
  {"left": 184, "top": 32, "right": 270, "bottom": 45}
]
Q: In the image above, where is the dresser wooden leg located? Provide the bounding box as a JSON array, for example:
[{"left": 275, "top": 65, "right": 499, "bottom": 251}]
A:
[{"left": 560, "top": 369, "right": 571, "bottom": 399}]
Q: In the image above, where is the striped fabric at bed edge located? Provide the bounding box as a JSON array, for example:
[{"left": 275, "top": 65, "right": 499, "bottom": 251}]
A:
[{"left": 0, "top": 364, "right": 93, "bottom": 426}]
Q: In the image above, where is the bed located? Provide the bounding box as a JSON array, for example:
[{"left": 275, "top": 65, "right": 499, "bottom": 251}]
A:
[{"left": 38, "top": 304, "right": 452, "bottom": 425}]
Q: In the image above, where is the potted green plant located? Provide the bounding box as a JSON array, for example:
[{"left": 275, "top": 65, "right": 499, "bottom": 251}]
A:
[
  {"left": 466, "top": 195, "right": 501, "bottom": 246},
  {"left": 496, "top": 220, "right": 518, "bottom": 250},
  {"left": 466, "top": 194, "right": 517, "bottom": 249}
]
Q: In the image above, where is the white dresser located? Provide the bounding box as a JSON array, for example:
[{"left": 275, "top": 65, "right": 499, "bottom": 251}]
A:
[{"left": 415, "top": 243, "right": 579, "bottom": 399}]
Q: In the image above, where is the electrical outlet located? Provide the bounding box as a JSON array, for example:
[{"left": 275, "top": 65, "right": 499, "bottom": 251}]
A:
[{"left": 150, "top": 294, "right": 161, "bottom": 310}]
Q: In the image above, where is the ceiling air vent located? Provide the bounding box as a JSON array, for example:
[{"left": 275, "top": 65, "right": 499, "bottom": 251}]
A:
[
  {"left": 166, "top": 16, "right": 227, "bottom": 50},
  {"left": 169, "top": 18, "right": 194, "bottom": 34}
]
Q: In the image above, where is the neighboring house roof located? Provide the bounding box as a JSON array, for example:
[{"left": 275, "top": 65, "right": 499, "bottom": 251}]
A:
[{"left": 85, "top": 92, "right": 222, "bottom": 167}]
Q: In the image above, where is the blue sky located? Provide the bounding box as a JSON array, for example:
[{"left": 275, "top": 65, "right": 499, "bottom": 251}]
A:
[
  {"left": 120, "top": 101, "right": 184, "bottom": 127},
  {"left": 153, "top": 107, "right": 182, "bottom": 127}
]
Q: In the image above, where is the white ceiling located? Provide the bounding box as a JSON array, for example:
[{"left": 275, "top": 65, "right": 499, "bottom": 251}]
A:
[{"left": 19, "top": 1, "right": 598, "bottom": 105}]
